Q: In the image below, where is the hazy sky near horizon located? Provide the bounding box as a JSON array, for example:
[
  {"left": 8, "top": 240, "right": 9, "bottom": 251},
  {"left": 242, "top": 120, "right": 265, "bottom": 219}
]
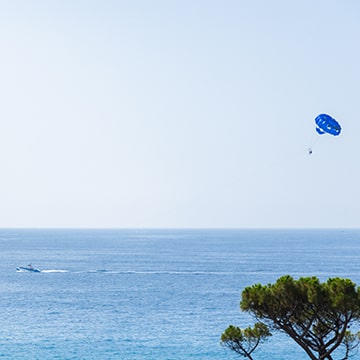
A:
[{"left": 0, "top": 0, "right": 359, "bottom": 228}]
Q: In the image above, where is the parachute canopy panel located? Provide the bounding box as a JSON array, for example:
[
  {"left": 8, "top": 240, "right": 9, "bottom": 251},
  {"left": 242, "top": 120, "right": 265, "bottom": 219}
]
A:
[{"left": 315, "top": 114, "right": 341, "bottom": 136}]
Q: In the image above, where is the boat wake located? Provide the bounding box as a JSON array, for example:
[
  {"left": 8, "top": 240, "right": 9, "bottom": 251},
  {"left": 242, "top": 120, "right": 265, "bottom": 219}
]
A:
[
  {"left": 17, "top": 268, "right": 234, "bottom": 275},
  {"left": 16, "top": 267, "right": 69, "bottom": 273}
]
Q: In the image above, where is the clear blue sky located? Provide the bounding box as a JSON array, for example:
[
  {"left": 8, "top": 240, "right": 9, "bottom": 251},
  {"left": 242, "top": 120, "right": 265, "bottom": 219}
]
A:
[{"left": 0, "top": 0, "right": 359, "bottom": 228}]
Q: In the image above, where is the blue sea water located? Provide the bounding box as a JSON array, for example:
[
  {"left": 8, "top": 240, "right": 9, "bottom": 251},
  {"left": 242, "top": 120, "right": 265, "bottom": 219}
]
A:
[{"left": 1, "top": 228, "right": 360, "bottom": 359}]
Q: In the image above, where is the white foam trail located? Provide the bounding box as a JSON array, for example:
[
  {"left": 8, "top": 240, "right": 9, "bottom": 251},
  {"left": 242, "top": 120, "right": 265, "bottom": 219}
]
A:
[{"left": 41, "top": 269, "right": 69, "bottom": 273}]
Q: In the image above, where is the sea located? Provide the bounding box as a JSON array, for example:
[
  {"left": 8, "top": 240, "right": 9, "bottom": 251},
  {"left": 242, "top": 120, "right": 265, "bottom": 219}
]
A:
[{"left": 0, "top": 228, "right": 360, "bottom": 360}]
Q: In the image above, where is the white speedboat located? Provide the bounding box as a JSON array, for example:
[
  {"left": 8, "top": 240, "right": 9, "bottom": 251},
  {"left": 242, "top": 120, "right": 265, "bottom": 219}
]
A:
[{"left": 16, "top": 264, "right": 41, "bottom": 273}]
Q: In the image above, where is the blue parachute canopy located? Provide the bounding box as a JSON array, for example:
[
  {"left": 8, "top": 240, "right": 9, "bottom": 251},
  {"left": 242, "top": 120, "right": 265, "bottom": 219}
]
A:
[{"left": 315, "top": 114, "right": 341, "bottom": 136}]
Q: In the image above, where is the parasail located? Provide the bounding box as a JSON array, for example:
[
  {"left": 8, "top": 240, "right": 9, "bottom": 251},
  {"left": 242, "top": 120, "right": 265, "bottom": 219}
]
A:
[{"left": 315, "top": 114, "right": 341, "bottom": 136}]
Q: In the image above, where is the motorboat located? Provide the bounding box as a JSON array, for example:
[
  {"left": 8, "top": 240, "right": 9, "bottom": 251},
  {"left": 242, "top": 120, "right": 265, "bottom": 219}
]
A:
[{"left": 16, "top": 264, "right": 41, "bottom": 273}]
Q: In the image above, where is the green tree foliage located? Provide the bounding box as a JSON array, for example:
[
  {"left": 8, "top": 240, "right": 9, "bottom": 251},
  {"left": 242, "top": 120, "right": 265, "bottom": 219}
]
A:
[
  {"left": 239, "top": 276, "right": 360, "bottom": 360},
  {"left": 221, "top": 322, "right": 271, "bottom": 360}
]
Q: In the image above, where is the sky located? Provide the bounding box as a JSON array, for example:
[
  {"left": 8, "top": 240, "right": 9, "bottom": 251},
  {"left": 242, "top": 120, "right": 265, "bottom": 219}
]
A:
[{"left": 0, "top": 0, "right": 359, "bottom": 228}]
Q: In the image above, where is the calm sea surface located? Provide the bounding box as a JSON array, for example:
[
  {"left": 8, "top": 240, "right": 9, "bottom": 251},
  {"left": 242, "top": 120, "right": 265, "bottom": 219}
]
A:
[{"left": 0, "top": 229, "right": 360, "bottom": 359}]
